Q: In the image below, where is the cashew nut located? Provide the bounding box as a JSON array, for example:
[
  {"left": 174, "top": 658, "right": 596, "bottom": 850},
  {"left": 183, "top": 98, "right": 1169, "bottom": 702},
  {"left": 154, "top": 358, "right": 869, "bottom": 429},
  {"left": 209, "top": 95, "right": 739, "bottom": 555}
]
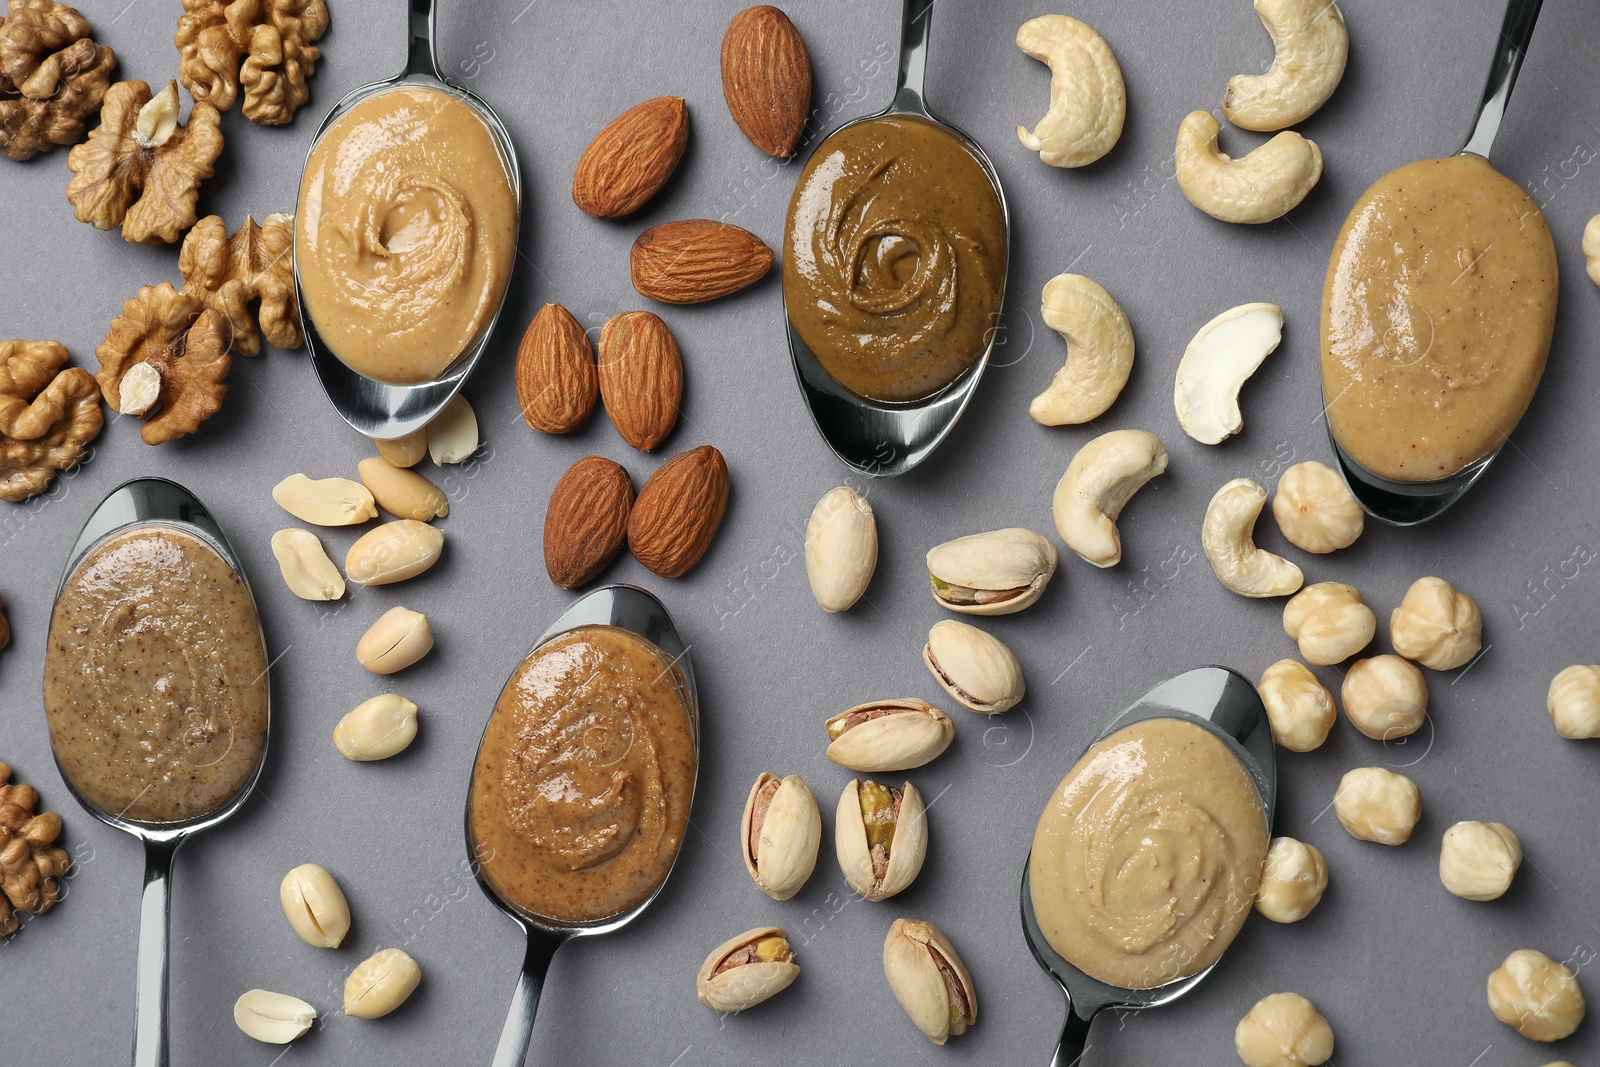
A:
[
  {"left": 1052, "top": 429, "right": 1168, "bottom": 567},
  {"left": 1029, "top": 273, "right": 1134, "bottom": 426},
  {"left": 1174, "top": 302, "right": 1282, "bottom": 444},
  {"left": 1175, "top": 111, "right": 1322, "bottom": 224},
  {"left": 1201, "top": 477, "right": 1303, "bottom": 597},
  {"left": 1015, "top": 15, "right": 1125, "bottom": 169},
  {"left": 1585, "top": 214, "right": 1600, "bottom": 288},
  {"left": 1223, "top": 0, "right": 1349, "bottom": 132}
]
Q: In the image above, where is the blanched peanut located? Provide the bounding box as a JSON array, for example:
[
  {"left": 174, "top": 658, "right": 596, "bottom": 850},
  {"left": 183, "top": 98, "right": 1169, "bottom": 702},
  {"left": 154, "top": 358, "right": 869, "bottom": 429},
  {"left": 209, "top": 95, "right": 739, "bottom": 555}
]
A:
[
  {"left": 1258, "top": 660, "right": 1335, "bottom": 752},
  {"left": 357, "top": 457, "right": 448, "bottom": 521},
  {"left": 272, "top": 474, "right": 377, "bottom": 526},
  {"left": 345, "top": 520, "right": 444, "bottom": 586},
  {"left": 233, "top": 989, "right": 317, "bottom": 1044},
  {"left": 376, "top": 428, "right": 427, "bottom": 468},
  {"left": 279, "top": 863, "right": 351, "bottom": 948},
  {"left": 270, "top": 529, "right": 345, "bottom": 601},
  {"left": 345, "top": 948, "right": 422, "bottom": 1019},
  {"left": 427, "top": 394, "right": 478, "bottom": 464},
  {"left": 356, "top": 607, "right": 433, "bottom": 675},
  {"left": 1341, "top": 655, "right": 1427, "bottom": 740},
  {"left": 334, "top": 694, "right": 419, "bottom": 761}
]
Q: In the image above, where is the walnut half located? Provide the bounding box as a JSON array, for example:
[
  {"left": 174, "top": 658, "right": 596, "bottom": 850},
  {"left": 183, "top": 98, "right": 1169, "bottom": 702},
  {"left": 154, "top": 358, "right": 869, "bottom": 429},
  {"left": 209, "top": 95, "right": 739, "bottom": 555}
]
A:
[
  {"left": 96, "top": 283, "right": 231, "bottom": 444},
  {"left": 0, "top": 762, "right": 71, "bottom": 936},
  {"left": 0, "top": 0, "right": 116, "bottom": 160},
  {"left": 0, "top": 339, "right": 102, "bottom": 502},
  {"left": 176, "top": 0, "right": 328, "bottom": 125},
  {"left": 180, "top": 213, "right": 303, "bottom": 355}
]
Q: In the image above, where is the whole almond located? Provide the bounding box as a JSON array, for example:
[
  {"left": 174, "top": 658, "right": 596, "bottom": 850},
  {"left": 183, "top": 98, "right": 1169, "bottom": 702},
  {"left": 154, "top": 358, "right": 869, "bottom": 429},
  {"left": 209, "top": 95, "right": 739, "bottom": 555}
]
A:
[
  {"left": 597, "top": 311, "right": 683, "bottom": 452},
  {"left": 516, "top": 303, "right": 598, "bottom": 434},
  {"left": 628, "top": 445, "right": 730, "bottom": 579},
  {"left": 722, "top": 6, "right": 812, "bottom": 157},
  {"left": 544, "top": 456, "right": 634, "bottom": 589},
  {"left": 631, "top": 219, "right": 774, "bottom": 305},
  {"left": 572, "top": 96, "right": 689, "bottom": 220}
]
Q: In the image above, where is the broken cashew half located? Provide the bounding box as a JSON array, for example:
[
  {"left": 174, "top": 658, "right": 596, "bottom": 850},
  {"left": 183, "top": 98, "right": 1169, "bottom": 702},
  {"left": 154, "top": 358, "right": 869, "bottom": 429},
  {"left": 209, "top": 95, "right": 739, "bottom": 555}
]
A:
[
  {"left": 1202, "top": 477, "right": 1304, "bottom": 597},
  {"left": 1223, "top": 0, "right": 1349, "bottom": 132},
  {"left": 1175, "top": 111, "right": 1322, "bottom": 224},
  {"left": 1584, "top": 213, "right": 1600, "bottom": 288},
  {"left": 1052, "top": 429, "right": 1168, "bottom": 567},
  {"left": 1174, "top": 302, "right": 1283, "bottom": 444},
  {"left": 1015, "top": 14, "right": 1125, "bottom": 169},
  {"left": 1030, "top": 274, "right": 1134, "bottom": 426}
]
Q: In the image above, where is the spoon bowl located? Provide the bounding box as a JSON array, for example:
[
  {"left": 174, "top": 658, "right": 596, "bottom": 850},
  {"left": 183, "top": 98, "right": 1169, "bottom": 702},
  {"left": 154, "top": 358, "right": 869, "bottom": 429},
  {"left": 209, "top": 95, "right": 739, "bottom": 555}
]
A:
[{"left": 1019, "top": 666, "right": 1275, "bottom": 1064}]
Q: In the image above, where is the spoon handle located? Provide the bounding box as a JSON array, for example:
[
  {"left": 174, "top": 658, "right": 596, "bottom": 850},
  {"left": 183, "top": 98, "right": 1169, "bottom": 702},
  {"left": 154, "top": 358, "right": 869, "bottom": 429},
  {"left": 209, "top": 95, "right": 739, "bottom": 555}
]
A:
[
  {"left": 892, "top": 0, "right": 936, "bottom": 115},
  {"left": 406, "top": 0, "right": 442, "bottom": 81},
  {"left": 490, "top": 927, "right": 564, "bottom": 1067},
  {"left": 132, "top": 837, "right": 180, "bottom": 1067},
  {"left": 1461, "top": 0, "right": 1544, "bottom": 158},
  {"left": 1048, "top": 1003, "right": 1095, "bottom": 1066}
]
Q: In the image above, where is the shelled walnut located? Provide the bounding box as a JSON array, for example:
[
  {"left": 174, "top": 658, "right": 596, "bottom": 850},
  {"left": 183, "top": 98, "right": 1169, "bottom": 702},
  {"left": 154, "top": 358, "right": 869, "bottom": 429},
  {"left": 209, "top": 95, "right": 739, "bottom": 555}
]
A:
[
  {"left": 0, "top": 0, "right": 116, "bottom": 160},
  {"left": 0, "top": 338, "right": 102, "bottom": 502},
  {"left": 0, "top": 762, "right": 71, "bottom": 936},
  {"left": 96, "top": 283, "right": 231, "bottom": 444},
  {"left": 179, "top": 213, "right": 302, "bottom": 355},
  {"left": 175, "top": 0, "right": 328, "bottom": 125},
  {"left": 65, "top": 79, "right": 223, "bottom": 244}
]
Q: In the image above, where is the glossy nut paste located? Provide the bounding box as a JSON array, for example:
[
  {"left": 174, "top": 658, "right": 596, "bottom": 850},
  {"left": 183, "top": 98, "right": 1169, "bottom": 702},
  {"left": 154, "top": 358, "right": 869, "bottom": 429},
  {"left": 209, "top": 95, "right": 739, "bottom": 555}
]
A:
[
  {"left": 470, "top": 626, "right": 696, "bottom": 923},
  {"left": 296, "top": 86, "right": 517, "bottom": 385},
  {"left": 784, "top": 115, "right": 1006, "bottom": 403},
  {"left": 1029, "top": 717, "right": 1268, "bottom": 990},
  {"left": 43, "top": 526, "right": 268, "bottom": 824},
  {"left": 1322, "top": 153, "right": 1558, "bottom": 482}
]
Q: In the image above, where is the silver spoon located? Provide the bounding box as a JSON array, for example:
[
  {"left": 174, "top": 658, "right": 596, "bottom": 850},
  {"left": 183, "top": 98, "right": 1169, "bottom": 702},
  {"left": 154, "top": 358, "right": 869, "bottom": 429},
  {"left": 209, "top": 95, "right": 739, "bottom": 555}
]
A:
[
  {"left": 783, "top": 0, "right": 1010, "bottom": 478},
  {"left": 294, "top": 0, "right": 522, "bottom": 441},
  {"left": 465, "top": 584, "right": 699, "bottom": 1067},
  {"left": 1019, "top": 666, "right": 1277, "bottom": 1064},
  {"left": 1326, "top": 0, "right": 1543, "bottom": 525},
  {"left": 49, "top": 478, "right": 270, "bottom": 1067}
]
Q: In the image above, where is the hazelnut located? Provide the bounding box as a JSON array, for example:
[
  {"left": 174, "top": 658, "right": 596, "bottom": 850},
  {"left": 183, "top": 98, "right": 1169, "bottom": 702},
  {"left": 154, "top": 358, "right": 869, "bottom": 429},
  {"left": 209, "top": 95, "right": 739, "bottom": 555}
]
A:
[
  {"left": 1487, "top": 949, "right": 1586, "bottom": 1042},
  {"left": 1258, "top": 660, "right": 1336, "bottom": 752},
  {"left": 1234, "top": 991, "right": 1334, "bottom": 1067},
  {"left": 1282, "top": 582, "right": 1375, "bottom": 665},
  {"left": 1439, "top": 821, "right": 1521, "bottom": 902},
  {"left": 1547, "top": 665, "right": 1600, "bottom": 739},
  {"left": 1334, "top": 766, "right": 1421, "bottom": 845},
  {"left": 1341, "top": 655, "right": 1427, "bottom": 740},
  {"left": 1389, "top": 576, "right": 1482, "bottom": 670},
  {"left": 1254, "top": 837, "right": 1328, "bottom": 923},
  {"left": 1271, "top": 460, "right": 1363, "bottom": 554}
]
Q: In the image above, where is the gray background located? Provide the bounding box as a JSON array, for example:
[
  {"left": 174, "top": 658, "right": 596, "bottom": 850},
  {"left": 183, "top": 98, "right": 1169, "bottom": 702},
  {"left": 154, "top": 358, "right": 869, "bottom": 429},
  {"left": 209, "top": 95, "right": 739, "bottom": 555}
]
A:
[{"left": 2, "top": 0, "right": 1599, "bottom": 1063}]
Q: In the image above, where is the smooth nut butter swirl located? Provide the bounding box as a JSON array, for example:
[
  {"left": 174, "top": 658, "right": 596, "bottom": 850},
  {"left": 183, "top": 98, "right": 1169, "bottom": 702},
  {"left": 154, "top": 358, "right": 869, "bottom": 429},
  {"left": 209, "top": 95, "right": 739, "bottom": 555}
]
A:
[
  {"left": 471, "top": 626, "right": 696, "bottom": 923},
  {"left": 43, "top": 526, "right": 268, "bottom": 824},
  {"left": 1029, "top": 717, "right": 1268, "bottom": 990},
  {"left": 784, "top": 115, "right": 1006, "bottom": 403},
  {"left": 296, "top": 86, "right": 516, "bottom": 385}
]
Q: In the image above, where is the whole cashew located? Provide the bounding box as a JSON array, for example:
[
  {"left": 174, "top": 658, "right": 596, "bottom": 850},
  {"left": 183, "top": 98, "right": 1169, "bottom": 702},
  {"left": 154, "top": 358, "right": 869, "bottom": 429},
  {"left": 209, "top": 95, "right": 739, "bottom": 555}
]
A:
[
  {"left": 1202, "top": 477, "right": 1304, "bottom": 597},
  {"left": 1175, "top": 111, "right": 1322, "bottom": 224},
  {"left": 1052, "top": 429, "right": 1168, "bottom": 567},
  {"left": 1584, "top": 213, "right": 1600, "bottom": 288},
  {"left": 1223, "top": 0, "right": 1349, "bottom": 132},
  {"left": 1030, "top": 273, "right": 1134, "bottom": 426},
  {"left": 1015, "top": 15, "right": 1125, "bottom": 169}
]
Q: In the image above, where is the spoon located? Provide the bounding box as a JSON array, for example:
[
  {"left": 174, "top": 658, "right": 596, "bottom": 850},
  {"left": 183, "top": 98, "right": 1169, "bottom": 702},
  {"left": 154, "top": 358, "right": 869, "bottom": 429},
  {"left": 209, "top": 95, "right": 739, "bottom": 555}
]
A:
[
  {"left": 465, "top": 584, "right": 699, "bottom": 1067},
  {"left": 294, "top": 0, "right": 522, "bottom": 441},
  {"left": 783, "top": 0, "right": 1010, "bottom": 478},
  {"left": 49, "top": 477, "right": 270, "bottom": 1067},
  {"left": 1019, "top": 666, "right": 1276, "bottom": 1064},
  {"left": 1326, "top": 0, "right": 1543, "bottom": 525}
]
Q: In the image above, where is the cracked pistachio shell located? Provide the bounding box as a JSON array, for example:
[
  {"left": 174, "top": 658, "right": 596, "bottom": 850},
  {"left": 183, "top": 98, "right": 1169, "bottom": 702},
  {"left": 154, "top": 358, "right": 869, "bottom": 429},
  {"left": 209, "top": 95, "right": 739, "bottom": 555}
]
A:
[
  {"left": 883, "top": 918, "right": 978, "bottom": 1045},
  {"left": 923, "top": 620, "right": 1025, "bottom": 714},
  {"left": 926, "top": 527, "right": 1057, "bottom": 615},
  {"left": 836, "top": 779, "right": 927, "bottom": 902},
  {"left": 825, "top": 699, "right": 955, "bottom": 772},
  {"left": 696, "top": 926, "right": 800, "bottom": 1012},
  {"left": 805, "top": 485, "right": 878, "bottom": 612},
  {"left": 740, "top": 773, "right": 821, "bottom": 901}
]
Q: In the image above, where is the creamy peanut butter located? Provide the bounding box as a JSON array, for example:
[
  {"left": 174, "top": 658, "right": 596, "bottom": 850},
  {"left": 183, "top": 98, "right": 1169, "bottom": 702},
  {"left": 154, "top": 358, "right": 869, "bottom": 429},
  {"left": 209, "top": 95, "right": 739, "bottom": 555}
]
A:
[{"left": 296, "top": 86, "right": 517, "bottom": 385}]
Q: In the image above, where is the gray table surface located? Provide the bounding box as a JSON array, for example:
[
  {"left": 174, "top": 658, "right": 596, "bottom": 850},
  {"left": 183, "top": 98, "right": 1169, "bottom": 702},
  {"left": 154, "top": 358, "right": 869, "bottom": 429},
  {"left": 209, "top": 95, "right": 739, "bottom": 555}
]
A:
[{"left": 4, "top": 0, "right": 1600, "bottom": 1063}]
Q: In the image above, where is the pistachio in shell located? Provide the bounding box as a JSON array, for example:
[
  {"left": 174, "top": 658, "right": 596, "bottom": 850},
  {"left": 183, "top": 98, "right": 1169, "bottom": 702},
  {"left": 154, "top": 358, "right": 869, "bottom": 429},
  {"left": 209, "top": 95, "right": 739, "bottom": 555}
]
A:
[
  {"left": 923, "top": 619, "right": 1025, "bottom": 714},
  {"left": 836, "top": 779, "right": 927, "bottom": 901},
  {"left": 883, "top": 918, "right": 977, "bottom": 1044},
  {"left": 926, "top": 527, "right": 1057, "bottom": 615},
  {"left": 740, "top": 772, "right": 821, "bottom": 901},
  {"left": 696, "top": 926, "right": 799, "bottom": 1012},
  {"left": 825, "top": 698, "right": 954, "bottom": 772}
]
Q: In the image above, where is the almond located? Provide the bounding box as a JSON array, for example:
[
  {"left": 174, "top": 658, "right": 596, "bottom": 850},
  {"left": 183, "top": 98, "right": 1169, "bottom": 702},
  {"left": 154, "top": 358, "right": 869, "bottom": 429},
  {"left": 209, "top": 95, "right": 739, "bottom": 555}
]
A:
[
  {"left": 630, "top": 219, "right": 775, "bottom": 305},
  {"left": 628, "top": 445, "right": 730, "bottom": 579},
  {"left": 597, "top": 311, "right": 682, "bottom": 452},
  {"left": 544, "top": 456, "right": 634, "bottom": 589},
  {"left": 722, "top": 6, "right": 812, "bottom": 157},
  {"left": 516, "top": 302, "right": 598, "bottom": 434},
  {"left": 572, "top": 96, "right": 689, "bottom": 220}
]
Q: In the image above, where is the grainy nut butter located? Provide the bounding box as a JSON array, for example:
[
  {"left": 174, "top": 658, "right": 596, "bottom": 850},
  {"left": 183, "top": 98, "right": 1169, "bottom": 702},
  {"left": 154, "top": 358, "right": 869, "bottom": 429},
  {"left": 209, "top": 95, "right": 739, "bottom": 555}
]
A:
[
  {"left": 1029, "top": 717, "right": 1268, "bottom": 989},
  {"left": 470, "top": 626, "right": 695, "bottom": 923},
  {"left": 296, "top": 86, "right": 517, "bottom": 385},
  {"left": 43, "top": 526, "right": 268, "bottom": 823}
]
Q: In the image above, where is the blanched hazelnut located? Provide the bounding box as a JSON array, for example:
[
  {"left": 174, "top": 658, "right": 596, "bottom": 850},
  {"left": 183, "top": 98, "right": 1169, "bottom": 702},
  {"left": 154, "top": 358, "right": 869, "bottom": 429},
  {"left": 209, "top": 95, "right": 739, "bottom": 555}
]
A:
[
  {"left": 1341, "top": 655, "right": 1427, "bottom": 740},
  {"left": 1334, "top": 767, "right": 1421, "bottom": 845},
  {"left": 1271, "top": 461, "right": 1362, "bottom": 554},
  {"left": 1234, "top": 991, "right": 1334, "bottom": 1066},
  {"left": 1390, "top": 576, "right": 1482, "bottom": 670},
  {"left": 1258, "top": 660, "right": 1336, "bottom": 752},
  {"left": 1282, "top": 582, "right": 1375, "bottom": 665},
  {"left": 1487, "top": 949, "right": 1586, "bottom": 1042},
  {"left": 1254, "top": 837, "right": 1328, "bottom": 923},
  {"left": 1439, "top": 821, "right": 1521, "bottom": 901},
  {"left": 1547, "top": 665, "right": 1600, "bottom": 739}
]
